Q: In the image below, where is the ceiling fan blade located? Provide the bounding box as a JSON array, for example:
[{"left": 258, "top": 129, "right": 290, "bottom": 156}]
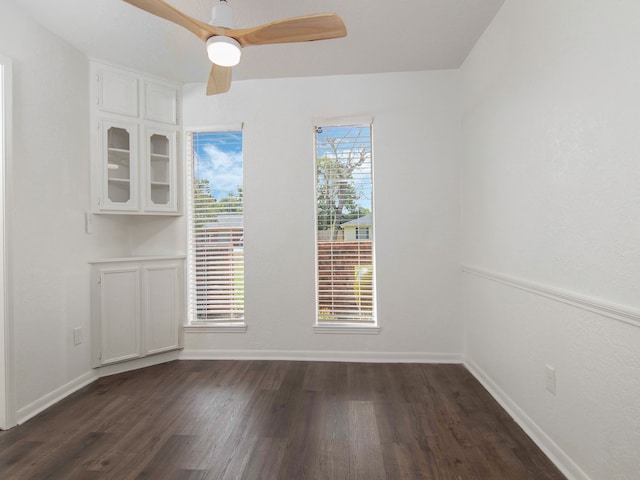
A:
[
  {"left": 229, "top": 13, "right": 347, "bottom": 47},
  {"left": 122, "top": 0, "right": 224, "bottom": 42},
  {"left": 206, "top": 64, "right": 232, "bottom": 95}
]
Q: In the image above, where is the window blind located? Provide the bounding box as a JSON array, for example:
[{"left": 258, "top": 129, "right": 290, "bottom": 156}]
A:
[
  {"left": 187, "top": 130, "right": 244, "bottom": 323},
  {"left": 315, "top": 125, "right": 375, "bottom": 324}
]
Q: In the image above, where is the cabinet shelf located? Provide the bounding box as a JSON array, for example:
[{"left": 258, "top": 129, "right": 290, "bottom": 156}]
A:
[
  {"left": 108, "top": 160, "right": 130, "bottom": 169},
  {"left": 150, "top": 153, "right": 170, "bottom": 160},
  {"left": 151, "top": 182, "right": 170, "bottom": 187},
  {"left": 108, "top": 178, "right": 131, "bottom": 184},
  {"left": 108, "top": 149, "right": 130, "bottom": 161}
]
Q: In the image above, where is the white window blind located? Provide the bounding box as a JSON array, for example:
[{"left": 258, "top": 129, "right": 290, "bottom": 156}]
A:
[
  {"left": 315, "top": 125, "right": 375, "bottom": 324},
  {"left": 187, "top": 130, "right": 244, "bottom": 324}
]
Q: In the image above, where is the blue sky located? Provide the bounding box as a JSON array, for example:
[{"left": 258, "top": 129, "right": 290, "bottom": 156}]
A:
[{"left": 193, "top": 131, "right": 243, "bottom": 200}]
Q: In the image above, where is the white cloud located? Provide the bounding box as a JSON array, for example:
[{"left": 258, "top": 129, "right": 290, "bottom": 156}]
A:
[{"left": 195, "top": 143, "right": 243, "bottom": 198}]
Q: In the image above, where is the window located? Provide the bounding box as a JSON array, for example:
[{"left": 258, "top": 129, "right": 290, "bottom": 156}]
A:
[
  {"left": 355, "top": 227, "right": 370, "bottom": 240},
  {"left": 187, "top": 130, "right": 244, "bottom": 326},
  {"left": 315, "top": 124, "right": 376, "bottom": 326}
]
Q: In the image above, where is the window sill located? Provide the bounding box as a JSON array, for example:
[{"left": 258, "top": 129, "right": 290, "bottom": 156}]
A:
[
  {"left": 185, "top": 322, "right": 247, "bottom": 333},
  {"left": 313, "top": 324, "right": 380, "bottom": 335}
]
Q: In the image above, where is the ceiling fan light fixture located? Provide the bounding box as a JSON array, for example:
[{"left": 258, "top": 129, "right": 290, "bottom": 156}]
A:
[{"left": 206, "top": 36, "right": 242, "bottom": 67}]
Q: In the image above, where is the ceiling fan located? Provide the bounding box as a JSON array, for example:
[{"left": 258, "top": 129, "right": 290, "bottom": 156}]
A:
[{"left": 122, "top": 0, "right": 347, "bottom": 95}]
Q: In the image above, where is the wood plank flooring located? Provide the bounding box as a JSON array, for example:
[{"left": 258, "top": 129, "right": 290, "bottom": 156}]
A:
[{"left": 0, "top": 360, "right": 566, "bottom": 479}]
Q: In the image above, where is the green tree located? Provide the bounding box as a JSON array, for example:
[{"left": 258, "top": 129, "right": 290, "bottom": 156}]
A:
[
  {"left": 194, "top": 181, "right": 243, "bottom": 227},
  {"left": 214, "top": 187, "right": 243, "bottom": 214},
  {"left": 193, "top": 178, "right": 218, "bottom": 227}
]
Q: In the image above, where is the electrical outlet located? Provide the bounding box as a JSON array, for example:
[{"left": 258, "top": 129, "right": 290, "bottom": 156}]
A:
[
  {"left": 73, "top": 327, "right": 82, "bottom": 346},
  {"left": 545, "top": 364, "right": 556, "bottom": 394}
]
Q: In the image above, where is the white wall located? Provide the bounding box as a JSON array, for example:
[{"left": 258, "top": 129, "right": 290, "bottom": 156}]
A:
[
  {"left": 460, "top": 1, "right": 640, "bottom": 478},
  {"left": 182, "top": 71, "right": 462, "bottom": 358},
  {"left": 0, "top": 2, "right": 131, "bottom": 420}
]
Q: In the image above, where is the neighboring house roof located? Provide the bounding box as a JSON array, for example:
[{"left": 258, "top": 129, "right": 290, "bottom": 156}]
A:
[
  {"left": 341, "top": 214, "right": 372, "bottom": 227},
  {"left": 203, "top": 214, "right": 243, "bottom": 229}
]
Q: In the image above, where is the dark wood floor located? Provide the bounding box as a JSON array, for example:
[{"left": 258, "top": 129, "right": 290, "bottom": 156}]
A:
[{"left": 0, "top": 360, "right": 565, "bottom": 480}]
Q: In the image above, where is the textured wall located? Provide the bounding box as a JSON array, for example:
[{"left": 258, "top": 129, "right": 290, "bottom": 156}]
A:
[
  {"left": 461, "top": 1, "right": 640, "bottom": 478},
  {"left": 0, "top": 2, "right": 131, "bottom": 416}
]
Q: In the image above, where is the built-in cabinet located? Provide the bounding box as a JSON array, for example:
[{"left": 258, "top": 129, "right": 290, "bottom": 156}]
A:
[
  {"left": 90, "top": 256, "right": 185, "bottom": 367},
  {"left": 91, "top": 61, "right": 180, "bottom": 214},
  {"left": 89, "top": 62, "right": 185, "bottom": 369}
]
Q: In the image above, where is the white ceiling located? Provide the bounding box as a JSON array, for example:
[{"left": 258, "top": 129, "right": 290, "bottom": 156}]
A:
[{"left": 11, "top": 0, "right": 505, "bottom": 85}]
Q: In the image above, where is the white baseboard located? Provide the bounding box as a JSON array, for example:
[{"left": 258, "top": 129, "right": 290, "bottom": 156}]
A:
[
  {"left": 16, "top": 370, "right": 98, "bottom": 425},
  {"left": 96, "top": 350, "right": 182, "bottom": 377},
  {"left": 464, "top": 358, "right": 590, "bottom": 480},
  {"left": 180, "top": 349, "right": 463, "bottom": 364}
]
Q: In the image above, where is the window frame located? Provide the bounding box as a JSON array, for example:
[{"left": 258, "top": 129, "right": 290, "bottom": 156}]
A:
[
  {"left": 312, "top": 122, "right": 379, "bottom": 334},
  {"left": 184, "top": 128, "right": 246, "bottom": 333}
]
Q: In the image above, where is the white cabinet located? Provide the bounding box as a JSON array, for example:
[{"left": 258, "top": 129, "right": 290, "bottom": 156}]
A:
[
  {"left": 96, "top": 66, "right": 176, "bottom": 122},
  {"left": 143, "top": 82, "right": 177, "bottom": 124},
  {"left": 97, "top": 267, "right": 141, "bottom": 364},
  {"left": 101, "top": 120, "right": 139, "bottom": 211},
  {"left": 91, "top": 61, "right": 180, "bottom": 215},
  {"left": 144, "top": 263, "right": 182, "bottom": 355},
  {"left": 99, "top": 69, "right": 138, "bottom": 117},
  {"left": 90, "top": 256, "right": 185, "bottom": 367},
  {"left": 145, "top": 127, "right": 177, "bottom": 211}
]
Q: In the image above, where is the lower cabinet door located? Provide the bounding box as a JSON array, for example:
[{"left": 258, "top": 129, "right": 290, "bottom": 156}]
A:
[
  {"left": 92, "top": 257, "right": 184, "bottom": 368},
  {"left": 143, "top": 265, "right": 181, "bottom": 355},
  {"left": 100, "top": 268, "right": 141, "bottom": 364}
]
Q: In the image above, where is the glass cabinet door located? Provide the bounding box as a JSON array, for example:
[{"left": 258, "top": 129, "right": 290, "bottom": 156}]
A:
[
  {"left": 145, "top": 129, "right": 176, "bottom": 211},
  {"left": 102, "top": 121, "right": 138, "bottom": 210}
]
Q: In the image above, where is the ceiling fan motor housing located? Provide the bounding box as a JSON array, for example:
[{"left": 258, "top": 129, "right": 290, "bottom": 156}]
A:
[{"left": 211, "top": 0, "right": 236, "bottom": 28}]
